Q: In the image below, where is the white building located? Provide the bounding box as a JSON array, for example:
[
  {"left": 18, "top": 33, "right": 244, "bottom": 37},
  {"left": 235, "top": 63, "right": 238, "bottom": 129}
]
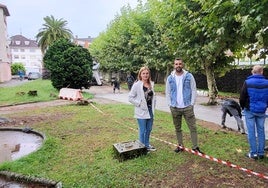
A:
[
  {"left": 9, "top": 35, "right": 43, "bottom": 75},
  {"left": 0, "top": 3, "right": 11, "bottom": 82}
]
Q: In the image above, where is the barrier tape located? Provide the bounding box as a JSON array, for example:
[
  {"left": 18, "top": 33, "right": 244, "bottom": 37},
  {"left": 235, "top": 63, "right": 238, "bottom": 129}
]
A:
[
  {"left": 151, "top": 136, "right": 268, "bottom": 180},
  {"left": 90, "top": 103, "right": 104, "bottom": 114},
  {"left": 89, "top": 103, "right": 268, "bottom": 181}
]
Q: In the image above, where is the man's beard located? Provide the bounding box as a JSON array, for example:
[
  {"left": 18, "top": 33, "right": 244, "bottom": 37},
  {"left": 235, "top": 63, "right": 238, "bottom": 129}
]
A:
[{"left": 175, "top": 67, "right": 183, "bottom": 73}]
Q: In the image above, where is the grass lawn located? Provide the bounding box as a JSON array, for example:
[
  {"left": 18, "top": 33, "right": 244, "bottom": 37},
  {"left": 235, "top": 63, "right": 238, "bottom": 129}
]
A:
[
  {"left": 0, "top": 80, "right": 267, "bottom": 187},
  {"left": 0, "top": 80, "right": 93, "bottom": 106}
]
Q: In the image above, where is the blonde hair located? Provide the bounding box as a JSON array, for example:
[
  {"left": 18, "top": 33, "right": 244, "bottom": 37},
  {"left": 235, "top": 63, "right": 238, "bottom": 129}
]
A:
[
  {"left": 137, "top": 66, "right": 151, "bottom": 84},
  {"left": 252, "top": 65, "right": 263, "bottom": 75}
]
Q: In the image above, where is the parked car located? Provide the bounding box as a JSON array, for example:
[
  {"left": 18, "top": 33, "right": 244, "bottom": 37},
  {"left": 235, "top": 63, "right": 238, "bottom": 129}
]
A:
[{"left": 28, "top": 72, "right": 41, "bottom": 80}]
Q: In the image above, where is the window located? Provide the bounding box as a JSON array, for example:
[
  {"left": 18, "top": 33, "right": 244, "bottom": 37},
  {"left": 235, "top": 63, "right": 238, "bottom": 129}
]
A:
[
  {"left": 13, "top": 49, "right": 18, "bottom": 52},
  {"left": 24, "top": 41, "right": 30, "bottom": 45},
  {"left": 15, "top": 41, "right": 21, "bottom": 45},
  {"left": 21, "top": 55, "right": 26, "bottom": 59},
  {"left": 30, "top": 49, "right": 35, "bottom": 52},
  {"left": 14, "top": 55, "right": 19, "bottom": 59},
  {"left": 20, "top": 49, "right": 25, "bottom": 52}
]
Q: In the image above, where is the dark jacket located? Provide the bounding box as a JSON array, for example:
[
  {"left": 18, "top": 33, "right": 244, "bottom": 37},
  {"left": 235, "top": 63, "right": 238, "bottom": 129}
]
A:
[
  {"left": 222, "top": 99, "right": 242, "bottom": 117},
  {"left": 126, "top": 75, "right": 135, "bottom": 85},
  {"left": 239, "top": 74, "right": 268, "bottom": 113}
]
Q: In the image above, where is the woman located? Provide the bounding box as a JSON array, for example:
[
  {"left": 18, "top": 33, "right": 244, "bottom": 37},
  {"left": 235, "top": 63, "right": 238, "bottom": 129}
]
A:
[{"left": 128, "top": 66, "right": 156, "bottom": 151}]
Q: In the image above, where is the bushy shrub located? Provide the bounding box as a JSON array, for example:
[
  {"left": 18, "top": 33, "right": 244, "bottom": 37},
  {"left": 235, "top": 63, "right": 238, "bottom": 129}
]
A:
[
  {"left": 11, "top": 63, "right": 25, "bottom": 75},
  {"left": 43, "top": 39, "right": 93, "bottom": 90}
]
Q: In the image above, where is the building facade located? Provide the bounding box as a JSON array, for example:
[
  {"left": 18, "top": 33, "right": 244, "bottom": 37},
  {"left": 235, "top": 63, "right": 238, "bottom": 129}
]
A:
[
  {"left": 73, "top": 36, "right": 94, "bottom": 48},
  {"left": 9, "top": 35, "right": 43, "bottom": 75},
  {"left": 0, "top": 3, "right": 11, "bottom": 82}
]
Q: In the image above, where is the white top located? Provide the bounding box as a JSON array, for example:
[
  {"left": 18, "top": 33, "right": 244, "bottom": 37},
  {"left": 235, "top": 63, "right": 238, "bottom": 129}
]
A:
[{"left": 175, "top": 74, "right": 185, "bottom": 108}]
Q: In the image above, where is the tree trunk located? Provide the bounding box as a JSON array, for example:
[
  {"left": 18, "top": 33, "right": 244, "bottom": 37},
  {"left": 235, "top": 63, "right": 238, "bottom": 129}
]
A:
[
  {"left": 204, "top": 62, "right": 218, "bottom": 105},
  {"left": 164, "top": 65, "right": 172, "bottom": 84}
]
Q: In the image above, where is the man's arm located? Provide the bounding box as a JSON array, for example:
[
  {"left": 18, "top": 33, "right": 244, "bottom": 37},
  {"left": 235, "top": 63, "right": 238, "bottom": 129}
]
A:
[{"left": 165, "top": 76, "right": 171, "bottom": 106}]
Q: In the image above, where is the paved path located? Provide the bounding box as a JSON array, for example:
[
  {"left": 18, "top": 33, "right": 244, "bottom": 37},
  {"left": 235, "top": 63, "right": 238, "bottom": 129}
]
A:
[
  {"left": 89, "top": 86, "right": 268, "bottom": 139},
  {"left": 0, "top": 78, "right": 28, "bottom": 87},
  {"left": 1, "top": 79, "right": 267, "bottom": 139}
]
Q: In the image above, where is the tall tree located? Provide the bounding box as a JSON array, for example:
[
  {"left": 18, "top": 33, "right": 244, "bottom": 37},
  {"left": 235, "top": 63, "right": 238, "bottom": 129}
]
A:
[
  {"left": 150, "top": 0, "right": 243, "bottom": 104},
  {"left": 43, "top": 39, "right": 93, "bottom": 90},
  {"left": 236, "top": 0, "right": 268, "bottom": 64},
  {"left": 36, "top": 15, "right": 73, "bottom": 78},
  {"left": 36, "top": 15, "right": 73, "bottom": 53}
]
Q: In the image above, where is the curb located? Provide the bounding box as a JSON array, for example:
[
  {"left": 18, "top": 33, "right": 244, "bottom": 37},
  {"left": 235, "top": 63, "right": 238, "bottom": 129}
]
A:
[{"left": 0, "top": 171, "right": 62, "bottom": 188}]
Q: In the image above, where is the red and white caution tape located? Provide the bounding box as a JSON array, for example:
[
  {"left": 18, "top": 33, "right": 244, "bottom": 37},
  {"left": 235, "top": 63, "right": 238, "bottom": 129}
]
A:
[
  {"left": 90, "top": 103, "right": 268, "bottom": 181},
  {"left": 152, "top": 136, "right": 268, "bottom": 180}
]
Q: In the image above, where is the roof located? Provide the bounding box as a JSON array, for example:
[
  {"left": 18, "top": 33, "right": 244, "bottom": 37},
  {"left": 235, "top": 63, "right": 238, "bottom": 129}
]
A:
[
  {"left": 0, "top": 3, "right": 10, "bottom": 16},
  {"left": 74, "top": 36, "right": 94, "bottom": 43},
  {"left": 9, "top": 35, "right": 39, "bottom": 48}
]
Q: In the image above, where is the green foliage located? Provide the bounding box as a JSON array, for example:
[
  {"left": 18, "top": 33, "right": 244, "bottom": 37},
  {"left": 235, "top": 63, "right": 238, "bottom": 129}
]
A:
[
  {"left": 43, "top": 39, "right": 93, "bottom": 90},
  {"left": 90, "top": 3, "right": 172, "bottom": 74},
  {"left": 36, "top": 15, "right": 73, "bottom": 53},
  {"left": 11, "top": 63, "right": 26, "bottom": 75},
  {"left": 90, "top": 0, "right": 268, "bottom": 102}
]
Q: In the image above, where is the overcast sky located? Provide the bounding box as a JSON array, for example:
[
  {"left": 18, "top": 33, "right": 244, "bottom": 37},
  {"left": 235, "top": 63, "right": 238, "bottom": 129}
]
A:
[{"left": 1, "top": 0, "right": 140, "bottom": 40}]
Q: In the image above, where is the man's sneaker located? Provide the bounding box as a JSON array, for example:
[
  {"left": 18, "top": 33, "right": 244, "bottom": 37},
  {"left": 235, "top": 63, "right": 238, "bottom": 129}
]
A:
[
  {"left": 147, "top": 145, "right": 156, "bottom": 151},
  {"left": 221, "top": 123, "right": 227, "bottom": 129},
  {"left": 174, "top": 146, "right": 184, "bottom": 153},
  {"left": 245, "top": 153, "right": 258, "bottom": 160},
  {"left": 259, "top": 155, "right": 264, "bottom": 159},
  {"left": 193, "top": 147, "right": 204, "bottom": 154}
]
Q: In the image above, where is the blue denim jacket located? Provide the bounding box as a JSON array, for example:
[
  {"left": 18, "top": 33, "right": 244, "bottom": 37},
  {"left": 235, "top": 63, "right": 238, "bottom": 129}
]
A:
[{"left": 166, "top": 70, "right": 197, "bottom": 107}]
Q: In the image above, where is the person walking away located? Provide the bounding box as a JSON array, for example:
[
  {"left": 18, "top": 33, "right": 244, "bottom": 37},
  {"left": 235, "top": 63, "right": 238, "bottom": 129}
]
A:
[
  {"left": 18, "top": 70, "right": 23, "bottom": 81},
  {"left": 126, "top": 73, "right": 135, "bottom": 90},
  {"left": 112, "top": 78, "right": 120, "bottom": 93},
  {"left": 166, "top": 58, "right": 203, "bottom": 154},
  {"left": 221, "top": 98, "right": 245, "bottom": 134},
  {"left": 128, "top": 66, "right": 156, "bottom": 152},
  {"left": 240, "top": 65, "right": 268, "bottom": 160}
]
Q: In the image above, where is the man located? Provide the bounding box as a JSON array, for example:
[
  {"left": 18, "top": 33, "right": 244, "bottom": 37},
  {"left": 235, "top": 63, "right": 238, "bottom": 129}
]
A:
[
  {"left": 166, "top": 58, "right": 203, "bottom": 154},
  {"left": 126, "top": 73, "right": 135, "bottom": 90},
  {"left": 221, "top": 98, "right": 245, "bottom": 134},
  {"left": 112, "top": 78, "right": 120, "bottom": 93},
  {"left": 240, "top": 65, "right": 268, "bottom": 160}
]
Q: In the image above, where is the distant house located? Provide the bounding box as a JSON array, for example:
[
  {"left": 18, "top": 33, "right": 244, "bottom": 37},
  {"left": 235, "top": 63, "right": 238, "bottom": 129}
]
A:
[
  {"left": 9, "top": 35, "right": 43, "bottom": 75},
  {"left": 0, "top": 3, "right": 11, "bottom": 82},
  {"left": 73, "top": 36, "right": 94, "bottom": 48}
]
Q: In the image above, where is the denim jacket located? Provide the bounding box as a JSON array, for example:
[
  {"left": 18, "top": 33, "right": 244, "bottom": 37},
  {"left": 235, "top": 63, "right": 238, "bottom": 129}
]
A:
[{"left": 166, "top": 70, "right": 197, "bottom": 108}]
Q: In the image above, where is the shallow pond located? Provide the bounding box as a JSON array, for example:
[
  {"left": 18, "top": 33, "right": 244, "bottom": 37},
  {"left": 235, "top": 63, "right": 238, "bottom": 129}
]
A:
[
  {"left": 0, "top": 129, "right": 44, "bottom": 163},
  {"left": 0, "top": 128, "right": 45, "bottom": 187}
]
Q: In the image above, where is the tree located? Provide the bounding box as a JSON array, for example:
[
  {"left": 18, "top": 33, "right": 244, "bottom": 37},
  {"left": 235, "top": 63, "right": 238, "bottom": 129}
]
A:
[
  {"left": 36, "top": 15, "right": 73, "bottom": 53},
  {"left": 236, "top": 0, "right": 268, "bottom": 64},
  {"left": 149, "top": 0, "right": 243, "bottom": 104},
  {"left": 11, "top": 63, "right": 25, "bottom": 75},
  {"left": 90, "top": 2, "right": 172, "bottom": 80},
  {"left": 36, "top": 15, "right": 73, "bottom": 79},
  {"left": 43, "top": 39, "right": 93, "bottom": 90},
  {"left": 90, "top": 0, "right": 267, "bottom": 104}
]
